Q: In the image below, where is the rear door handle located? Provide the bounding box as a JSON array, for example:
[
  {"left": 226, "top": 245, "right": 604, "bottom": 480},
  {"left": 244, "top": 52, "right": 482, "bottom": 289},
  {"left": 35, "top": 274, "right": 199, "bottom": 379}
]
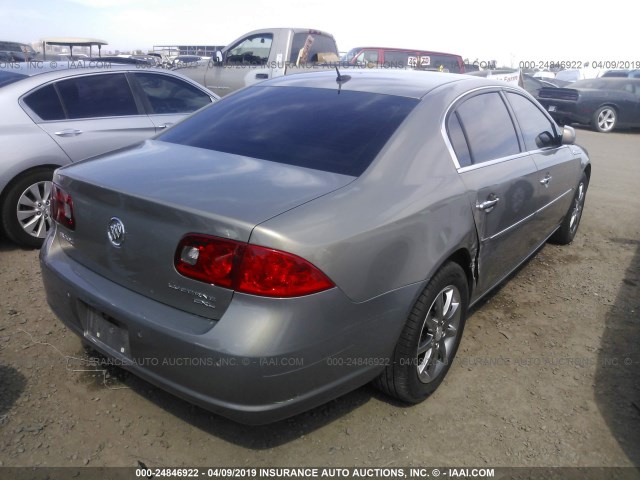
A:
[
  {"left": 255, "top": 73, "right": 269, "bottom": 79},
  {"left": 158, "top": 123, "right": 174, "bottom": 129},
  {"left": 54, "top": 129, "right": 82, "bottom": 137},
  {"left": 476, "top": 196, "right": 500, "bottom": 212}
]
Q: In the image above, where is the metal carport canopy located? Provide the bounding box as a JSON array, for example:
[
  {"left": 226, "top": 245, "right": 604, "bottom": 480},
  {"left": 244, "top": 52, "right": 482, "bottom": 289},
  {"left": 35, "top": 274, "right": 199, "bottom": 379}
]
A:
[{"left": 40, "top": 37, "right": 108, "bottom": 58}]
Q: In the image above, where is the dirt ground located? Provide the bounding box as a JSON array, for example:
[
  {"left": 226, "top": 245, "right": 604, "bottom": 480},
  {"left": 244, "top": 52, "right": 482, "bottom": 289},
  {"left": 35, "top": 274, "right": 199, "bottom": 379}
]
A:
[{"left": 0, "top": 128, "right": 638, "bottom": 469}]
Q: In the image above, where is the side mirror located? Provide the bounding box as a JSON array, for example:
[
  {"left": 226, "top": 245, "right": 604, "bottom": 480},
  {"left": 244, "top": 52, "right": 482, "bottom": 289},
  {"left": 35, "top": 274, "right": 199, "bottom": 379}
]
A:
[
  {"left": 535, "top": 131, "right": 556, "bottom": 149},
  {"left": 214, "top": 50, "right": 223, "bottom": 65},
  {"left": 561, "top": 125, "right": 576, "bottom": 145}
]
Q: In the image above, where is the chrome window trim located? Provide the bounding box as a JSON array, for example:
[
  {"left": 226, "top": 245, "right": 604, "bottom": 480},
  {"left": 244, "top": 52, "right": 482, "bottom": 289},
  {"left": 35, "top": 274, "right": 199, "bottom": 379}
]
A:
[
  {"left": 441, "top": 85, "right": 560, "bottom": 172},
  {"left": 18, "top": 71, "right": 143, "bottom": 123},
  {"left": 457, "top": 151, "right": 531, "bottom": 173},
  {"left": 441, "top": 85, "right": 498, "bottom": 170},
  {"left": 526, "top": 146, "right": 565, "bottom": 156}
]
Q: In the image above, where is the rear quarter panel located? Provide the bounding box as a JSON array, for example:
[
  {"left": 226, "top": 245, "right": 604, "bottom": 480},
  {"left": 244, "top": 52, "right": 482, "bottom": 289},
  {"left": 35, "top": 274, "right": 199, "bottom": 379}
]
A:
[{"left": 250, "top": 89, "right": 478, "bottom": 303}]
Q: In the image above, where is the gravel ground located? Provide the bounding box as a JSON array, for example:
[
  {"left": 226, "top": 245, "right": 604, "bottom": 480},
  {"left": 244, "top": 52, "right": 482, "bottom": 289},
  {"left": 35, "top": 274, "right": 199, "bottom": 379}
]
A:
[{"left": 0, "top": 128, "right": 638, "bottom": 469}]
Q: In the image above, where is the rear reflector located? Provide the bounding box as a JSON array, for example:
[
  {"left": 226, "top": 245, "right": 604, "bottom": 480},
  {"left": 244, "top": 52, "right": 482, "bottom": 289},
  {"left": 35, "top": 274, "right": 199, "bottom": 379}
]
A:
[
  {"left": 51, "top": 184, "right": 75, "bottom": 230},
  {"left": 175, "top": 234, "right": 334, "bottom": 297}
]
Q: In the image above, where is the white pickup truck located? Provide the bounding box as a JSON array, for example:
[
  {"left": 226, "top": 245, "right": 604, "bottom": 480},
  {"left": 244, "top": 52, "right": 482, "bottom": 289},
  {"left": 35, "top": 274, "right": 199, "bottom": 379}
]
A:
[{"left": 176, "top": 28, "right": 341, "bottom": 96}]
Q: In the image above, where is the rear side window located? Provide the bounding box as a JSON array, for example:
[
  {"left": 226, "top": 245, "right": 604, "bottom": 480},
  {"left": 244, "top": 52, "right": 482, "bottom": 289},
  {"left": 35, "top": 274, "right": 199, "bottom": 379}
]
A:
[
  {"left": 23, "top": 84, "right": 65, "bottom": 120},
  {"left": 447, "top": 112, "right": 472, "bottom": 167},
  {"left": 289, "top": 33, "right": 338, "bottom": 64},
  {"left": 454, "top": 92, "right": 520, "bottom": 164},
  {"left": 159, "top": 86, "right": 419, "bottom": 177},
  {"left": 133, "top": 73, "right": 212, "bottom": 114},
  {"left": 56, "top": 73, "right": 138, "bottom": 119}
]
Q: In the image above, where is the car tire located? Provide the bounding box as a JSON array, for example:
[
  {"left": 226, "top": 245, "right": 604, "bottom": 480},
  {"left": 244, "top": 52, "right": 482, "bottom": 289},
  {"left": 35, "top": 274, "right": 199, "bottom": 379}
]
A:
[
  {"left": 374, "top": 262, "right": 469, "bottom": 403},
  {"left": 1, "top": 168, "right": 55, "bottom": 248},
  {"left": 550, "top": 172, "right": 588, "bottom": 245},
  {"left": 592, "top": 106, "right": 617, "bottom": 133}
]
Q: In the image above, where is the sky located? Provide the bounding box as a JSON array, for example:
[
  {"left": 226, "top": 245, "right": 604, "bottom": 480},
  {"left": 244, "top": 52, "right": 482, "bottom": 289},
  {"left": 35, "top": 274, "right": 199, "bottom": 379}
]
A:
[{"left": 1, "top": 0, "right": 637, "bottom": 68}]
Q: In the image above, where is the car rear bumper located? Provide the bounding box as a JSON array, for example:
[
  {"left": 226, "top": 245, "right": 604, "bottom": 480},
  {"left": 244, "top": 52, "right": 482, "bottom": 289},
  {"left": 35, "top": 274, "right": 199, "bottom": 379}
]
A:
[
  {"left": 538, "top": 100, "right": 591, "bottom": 125},
  {"left": 40, "top": 230, "right": 421, "bottom": 424}
]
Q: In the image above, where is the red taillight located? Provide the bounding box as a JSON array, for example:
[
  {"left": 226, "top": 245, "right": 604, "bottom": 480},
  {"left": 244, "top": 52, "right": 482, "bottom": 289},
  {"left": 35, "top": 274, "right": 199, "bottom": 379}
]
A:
[
  {"left": 174, "top": 234, "right": 334, "bottom": 297},
  {"left": 237, "top": 244, "right": 335, "bottom": 297},
  {"left": 51, "top": 184, "right": 75, "bottom": 230},
  {"left": 175, "top": 235, "right": 245, "bottom": 288}
]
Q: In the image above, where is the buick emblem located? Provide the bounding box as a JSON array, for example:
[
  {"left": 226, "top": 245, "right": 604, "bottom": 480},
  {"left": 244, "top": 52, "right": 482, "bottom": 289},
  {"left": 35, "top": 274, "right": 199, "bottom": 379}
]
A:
[{"left": 107, "top": 217, "right": 126, "bottom": 247}]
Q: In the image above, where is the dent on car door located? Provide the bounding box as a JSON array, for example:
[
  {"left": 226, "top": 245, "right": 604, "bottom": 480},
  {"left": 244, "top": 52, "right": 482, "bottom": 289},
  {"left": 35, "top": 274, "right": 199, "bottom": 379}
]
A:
[
  {"left": 447, "top": 91, "right": 540, "bottom": 296},
  {"left": 28, "top": 73, "right": 156, "bottom": 162},
  {"left": 504, "top": 91, "right": 580, "bottom": 234},
  {"left": 131, "top": 72, "right": 213, "bottom": 131}
]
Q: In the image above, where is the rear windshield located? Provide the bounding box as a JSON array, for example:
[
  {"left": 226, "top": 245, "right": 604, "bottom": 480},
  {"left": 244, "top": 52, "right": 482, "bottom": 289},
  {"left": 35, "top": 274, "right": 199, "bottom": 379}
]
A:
[
  {"left": 384, "top": 51, "right": 462, "bottom": 72},
  {"left": 289, "top": 33, "right": 338, "bottom": 64},
  {"left": 0, "top": 70, "right": 27, "bottom": 88},
  {"left": 159, "top": 86, "right": 418, "bottom": 177}
]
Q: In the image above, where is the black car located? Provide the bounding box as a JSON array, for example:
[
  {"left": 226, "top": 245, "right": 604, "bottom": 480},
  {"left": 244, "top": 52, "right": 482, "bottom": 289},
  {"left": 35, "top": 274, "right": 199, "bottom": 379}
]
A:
[
  {"left": 538, "top": 78, "right": 640, "bottom": 132},
  {"left": 522, "top": 74, "right": 559, "bottom": 100},
  {"left": 466, "top": 72, "right": 560, "bottom": 101},
  {"left": 601, "top": 69, "right": 640, "bottom": 78}
]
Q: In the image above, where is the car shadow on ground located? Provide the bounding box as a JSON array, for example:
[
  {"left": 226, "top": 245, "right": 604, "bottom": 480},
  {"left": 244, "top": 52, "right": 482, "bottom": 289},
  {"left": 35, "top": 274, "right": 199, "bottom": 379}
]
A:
[
  {"left": 90, "top": 361, "right": 402, "bottom": 448},
  {"left": 0, "top": 365, "right": 27, "bottom": 423},
  {"left": 594, "top": 239, "right": 640, "bottom": 466},
  {"left": 88, "top": 253, "right": 551, "bottom": 448},
  {"left": 83, "top": 244, "right": 549, "bottom": 448},
  {"left": 0, "top": 236, "right": 33, "bottom": 253}
]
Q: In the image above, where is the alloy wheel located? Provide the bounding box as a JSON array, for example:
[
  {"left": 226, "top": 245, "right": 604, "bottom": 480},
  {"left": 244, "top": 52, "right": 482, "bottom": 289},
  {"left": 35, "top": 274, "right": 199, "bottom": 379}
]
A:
[
  {"left": 16, "top": 180, "right": 52, "bottom": 239},
  {"left": 416, "top": 285, "right": 462, "bottom": 383}
]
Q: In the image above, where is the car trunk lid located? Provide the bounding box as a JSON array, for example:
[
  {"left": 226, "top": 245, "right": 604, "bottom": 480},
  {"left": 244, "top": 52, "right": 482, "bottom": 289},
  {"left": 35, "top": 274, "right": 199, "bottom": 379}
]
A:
[
  {"left": 53, "top": 140, "right": 354, "bottom": 319},
  {"left": 538, "top": 87, "right": 580, "bottom": 101}
]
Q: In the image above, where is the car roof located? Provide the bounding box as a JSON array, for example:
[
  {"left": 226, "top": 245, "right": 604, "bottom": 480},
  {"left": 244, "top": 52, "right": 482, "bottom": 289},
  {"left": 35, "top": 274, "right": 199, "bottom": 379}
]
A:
[
  {"left": 254, "top": 70, "right": 493, "bottom": 99},
  {"left": 0, "top": 61, "right": 154, "bottom": 77}
]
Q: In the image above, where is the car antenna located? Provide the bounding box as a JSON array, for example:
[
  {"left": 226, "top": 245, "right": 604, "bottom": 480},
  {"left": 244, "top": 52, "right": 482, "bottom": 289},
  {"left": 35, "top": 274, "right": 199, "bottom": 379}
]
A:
[{"left": 335, "top": 66, "right": 351, "bottom": 94}]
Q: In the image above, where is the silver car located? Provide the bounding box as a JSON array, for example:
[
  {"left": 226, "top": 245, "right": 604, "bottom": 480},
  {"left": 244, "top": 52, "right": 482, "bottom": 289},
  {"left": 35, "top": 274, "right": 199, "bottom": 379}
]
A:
[
  {"left": 0, "top": 63, "right": 217, "bottom": 247},
  {"left": 40, "top": 70, "right": 590, "bottom": 424}
]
